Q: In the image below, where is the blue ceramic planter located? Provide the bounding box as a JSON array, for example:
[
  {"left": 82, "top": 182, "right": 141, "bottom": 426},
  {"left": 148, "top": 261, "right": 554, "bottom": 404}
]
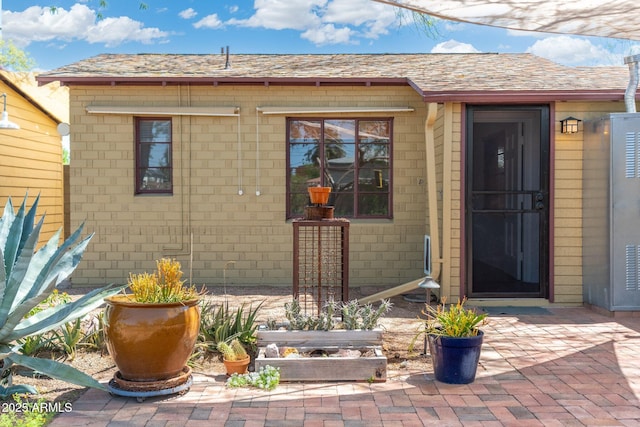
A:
[{"left": 427, "top": 330, "right": 483, "bottom": 384}]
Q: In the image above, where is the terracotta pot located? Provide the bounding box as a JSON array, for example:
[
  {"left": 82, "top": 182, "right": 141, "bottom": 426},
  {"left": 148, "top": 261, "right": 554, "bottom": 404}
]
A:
[
  {"left": 104, "top": 295, "right": 200, "bottom": 382},
  {"left": 308, "top": 186, "right": 331, "bottom": 205},
  {"left": 223, "top": 356, "right": 250, "bottom": 376}
]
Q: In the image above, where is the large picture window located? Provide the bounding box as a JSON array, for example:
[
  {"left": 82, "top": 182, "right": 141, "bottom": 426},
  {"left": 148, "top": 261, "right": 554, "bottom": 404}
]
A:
[
  {"left": 287, "top": 118, "right": 392, "bottom": 219},
  {"left": 135, "top": 118, "right": 172, "bottom": 194}
]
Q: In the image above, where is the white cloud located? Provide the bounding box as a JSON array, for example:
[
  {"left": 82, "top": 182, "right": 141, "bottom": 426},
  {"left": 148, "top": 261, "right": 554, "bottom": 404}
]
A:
[
  {"left": 526, "top": 35, "right": 617, "bottom": 66},
  {"left": 225, "top": 0, "right": 400, "bottom": 45},
  {"left": 228, "top": 0, "right": 323, "bottom": 31},
  {"left": 431, "top": 39, "right": 480, "bottom": 53},
  {"left": 193, "top": 14, "right": 224, "bottom": 30},
  {"left": 179, "top": 8, "right": 197, "bottom": 20},
  {"left": 302, "top": 24, "right": 354, "bottom": 45},
  {"left": 87, "top": 17, "right": 169, "bottom": 47},
  {"left": 4, "top": 4, "right": 168, "bottom": 48}
]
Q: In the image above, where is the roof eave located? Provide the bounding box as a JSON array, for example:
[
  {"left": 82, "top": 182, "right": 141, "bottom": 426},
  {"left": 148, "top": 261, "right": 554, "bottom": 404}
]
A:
[
  {"left": 421, "top": 90, "right": 628, "bottom": 103},
  {"left": 36, "top": 75, "right": 411, "bottom": 88}
]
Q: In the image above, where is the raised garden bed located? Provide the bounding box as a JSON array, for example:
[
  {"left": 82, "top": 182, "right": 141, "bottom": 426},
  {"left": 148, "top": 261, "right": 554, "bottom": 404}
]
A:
[{"left": 255, "top": 329, "right": 387, "bottom": 382}]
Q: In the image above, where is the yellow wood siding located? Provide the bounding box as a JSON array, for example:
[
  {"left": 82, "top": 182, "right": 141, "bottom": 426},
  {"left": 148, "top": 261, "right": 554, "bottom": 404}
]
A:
[
  {"left": 0, "top": 82, "right": 64, "bottom": 246},
  {"left": 551, "top": 101, "right": 627, "bottom": 304}
]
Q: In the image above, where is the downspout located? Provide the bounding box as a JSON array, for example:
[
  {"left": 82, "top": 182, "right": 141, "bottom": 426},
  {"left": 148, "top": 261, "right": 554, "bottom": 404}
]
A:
[
  {"left": 424, "top": 102, "right": 442, "bottom": 283},
  {"left": 624, "top": 54, "right": 640, "bottom": 113},
  {"left": 361, "top": 102, "right": 441, "bottom": 303},
  {"left": 163, "top": 84, "right": 193, "bottom": 258}
]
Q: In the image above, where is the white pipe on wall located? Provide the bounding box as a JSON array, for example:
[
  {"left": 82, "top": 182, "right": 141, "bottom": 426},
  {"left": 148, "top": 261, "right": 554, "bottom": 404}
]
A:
[{"left": 360, "top": 102, "right": 442, "bottom": 304}]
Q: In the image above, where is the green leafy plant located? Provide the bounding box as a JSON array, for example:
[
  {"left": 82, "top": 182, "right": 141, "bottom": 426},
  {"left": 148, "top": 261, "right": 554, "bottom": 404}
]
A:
[
  {"left": 51, "top": 318, "right": 84, "bottom": 360},
  {"left": 409, "top": 297, "right": 488, "bottom": 352},
  {"left": 199, "top": 301, "right": 262, "bottom": 351},
  {"left": 79, "top": 312, "right": 107, "bottom": 353},
  {"left": 226, "top": 365, "right": 280, "bottom": 391},
  {"left": 17, "top": 290, "right": 73, "bottom": 357},
  {"left": 16, "top": 333, "right": 54, "bottom": 358},
  {"left": 124, "top": 258, "right": 204, "bottom": 303},
  {"left": 425, "top": 298, "right": 487, "bottom": 337},
  {"left": 0, "top": 395, "right": 56, "bottom": 426},
  {"left": 0, "top": 194, "right": 126, "bottom": 395}
]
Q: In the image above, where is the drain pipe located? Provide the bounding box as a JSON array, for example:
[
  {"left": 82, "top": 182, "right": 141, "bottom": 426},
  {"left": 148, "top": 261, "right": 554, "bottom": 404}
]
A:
[
  {"left": 360, "top": 103, "right": 441, "bottom": 304},
  {"left": 624, "top": 54, "right": 640, "bottom": 113}
]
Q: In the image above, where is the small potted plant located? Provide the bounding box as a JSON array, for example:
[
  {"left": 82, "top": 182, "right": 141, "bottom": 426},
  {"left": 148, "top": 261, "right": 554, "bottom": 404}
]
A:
[
  {"left": 411, "top": 297, "right": 487, "bottom": 384},
  {"left": 104, "top": 258, "right": 204, "bottom": 382},
  {"left": 217, "top": 338, "right": 250, "bottom": 376}
]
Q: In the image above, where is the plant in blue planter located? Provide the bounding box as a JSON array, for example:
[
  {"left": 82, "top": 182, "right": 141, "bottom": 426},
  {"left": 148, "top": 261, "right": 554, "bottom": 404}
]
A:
[{"left": 411, "top": 297, "right": 488, "bottom": 384}]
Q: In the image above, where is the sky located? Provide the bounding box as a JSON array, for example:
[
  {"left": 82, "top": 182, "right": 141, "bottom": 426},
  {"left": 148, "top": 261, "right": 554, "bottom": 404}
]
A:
[{"left": 3, "top": 0, "right": 639, "bottom": 71}]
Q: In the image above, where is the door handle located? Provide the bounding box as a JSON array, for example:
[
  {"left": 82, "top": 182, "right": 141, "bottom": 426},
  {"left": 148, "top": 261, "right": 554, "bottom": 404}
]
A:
[{"left": 535, "top": 192, "right": 544, "bottom": 210}]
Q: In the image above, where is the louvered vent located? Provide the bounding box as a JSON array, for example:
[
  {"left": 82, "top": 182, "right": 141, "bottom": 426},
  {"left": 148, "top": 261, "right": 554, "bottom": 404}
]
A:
[
  {"left": 625, "top": 132, "right": 640, "bottom": 178},
  {"left": 626, "top": 245, "right": 640, "bottom": 291}
]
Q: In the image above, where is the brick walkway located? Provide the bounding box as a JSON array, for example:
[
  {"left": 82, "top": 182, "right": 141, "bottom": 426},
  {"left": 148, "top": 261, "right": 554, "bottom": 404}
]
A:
[{"left": 49, "top": 307, "right": 640, "bottom": 426}]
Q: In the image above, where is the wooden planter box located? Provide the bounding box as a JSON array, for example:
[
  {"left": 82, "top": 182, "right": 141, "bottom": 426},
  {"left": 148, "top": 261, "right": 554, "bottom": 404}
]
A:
[{"left": 255, "top": 329, "right": 387, "bottom": 382}]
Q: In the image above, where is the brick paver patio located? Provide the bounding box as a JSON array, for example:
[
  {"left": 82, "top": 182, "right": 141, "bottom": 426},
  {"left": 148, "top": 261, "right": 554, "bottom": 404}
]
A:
[{"left": 49, "top": 306, "right": 640, "bottom": 426}]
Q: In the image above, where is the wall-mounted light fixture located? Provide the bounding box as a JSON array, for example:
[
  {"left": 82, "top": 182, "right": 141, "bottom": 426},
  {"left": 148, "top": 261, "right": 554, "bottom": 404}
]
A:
[
  {"left": 0, "top": 93, "right": 20, "bottom": 130},
  {"left": 560, "top": 116, "right": 581, "bottom": 134}
]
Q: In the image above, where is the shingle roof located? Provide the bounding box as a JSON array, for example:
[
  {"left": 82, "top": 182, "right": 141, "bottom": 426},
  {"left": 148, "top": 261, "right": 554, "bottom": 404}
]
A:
[{"left": 37, "top": 53, "right": 631, "bottom": 102}]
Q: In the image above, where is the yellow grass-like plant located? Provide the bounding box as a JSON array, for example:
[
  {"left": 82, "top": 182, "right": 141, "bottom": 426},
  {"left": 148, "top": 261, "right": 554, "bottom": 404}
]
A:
[
  {"left": 424, "top": 297, "right": 487, "bottom": 337},
  {"left": 127, "top": 258, "right": 203, "bottom": 303},
  {"left": 409, "top": 297, "right": 488, "bottom": 352}
]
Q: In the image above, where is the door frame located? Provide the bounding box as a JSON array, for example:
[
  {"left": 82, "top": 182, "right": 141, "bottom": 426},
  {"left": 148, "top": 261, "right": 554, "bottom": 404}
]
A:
[{"left": 463, "top": 104, "right": 551, "bottom": 299}]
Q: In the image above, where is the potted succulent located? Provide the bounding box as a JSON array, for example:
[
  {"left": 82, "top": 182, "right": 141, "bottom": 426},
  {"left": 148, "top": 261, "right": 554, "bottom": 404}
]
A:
[
  {"left": 104, "top": 258, "right": 204, "bottom": 382},
  {"left": 217, "top": 338, "right": 250, "bottom": 376},
  {"left": 411, "top": 297, "right": 487, "bottom": 384}
]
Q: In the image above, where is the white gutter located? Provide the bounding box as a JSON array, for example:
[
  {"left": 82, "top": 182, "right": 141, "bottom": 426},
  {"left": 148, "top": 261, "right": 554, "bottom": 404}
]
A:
[
  {"left": 86, "top": 105, "right": 240, "bottom": 116},
  {"left": 256, "top": 106, "right": 415, "bottom": 115}
]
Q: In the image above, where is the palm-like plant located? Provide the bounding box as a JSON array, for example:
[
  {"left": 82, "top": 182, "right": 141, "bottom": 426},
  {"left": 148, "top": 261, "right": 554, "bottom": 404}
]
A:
[{"left": 0, "top": 194, "right": 125, "bottom": 396}]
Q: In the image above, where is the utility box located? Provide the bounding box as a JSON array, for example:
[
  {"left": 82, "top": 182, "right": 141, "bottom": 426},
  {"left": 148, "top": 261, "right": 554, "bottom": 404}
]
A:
[{"left": 583, "top": 113, "right": 640, "bottom": 312}]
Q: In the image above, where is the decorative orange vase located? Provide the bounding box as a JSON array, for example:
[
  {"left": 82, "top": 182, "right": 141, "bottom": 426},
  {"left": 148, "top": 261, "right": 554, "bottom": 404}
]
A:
[
  {"left": 223, "top": 356, "right": 251, "bottom": 376},
  {"left": 104, "top": 295, "right": 201, "bottom": 382},
  {"left": 308, "top": 186, "right": 331, "bottom": 205}
]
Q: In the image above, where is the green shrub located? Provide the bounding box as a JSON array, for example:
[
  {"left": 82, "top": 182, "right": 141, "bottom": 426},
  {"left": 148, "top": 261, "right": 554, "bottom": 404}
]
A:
[{"left": 199, "top": 300, "right": 262, "bottom": 353}]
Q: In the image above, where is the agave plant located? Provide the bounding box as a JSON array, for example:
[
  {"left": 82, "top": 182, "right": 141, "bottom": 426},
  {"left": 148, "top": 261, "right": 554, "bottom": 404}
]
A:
[{"left": 0, "top": 194, "right": 126, "bottom": 396}]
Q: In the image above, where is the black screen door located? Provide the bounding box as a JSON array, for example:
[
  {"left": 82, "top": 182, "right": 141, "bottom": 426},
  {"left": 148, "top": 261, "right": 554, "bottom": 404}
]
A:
[{"left": 466, "top": 106, "right": 549, "bottom": 297}]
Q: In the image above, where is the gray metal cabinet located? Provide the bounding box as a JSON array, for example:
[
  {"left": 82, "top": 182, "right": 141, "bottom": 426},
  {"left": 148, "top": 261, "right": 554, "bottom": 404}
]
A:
[{"left": 583, "top": 113, "right": 640, "bottom": 311}]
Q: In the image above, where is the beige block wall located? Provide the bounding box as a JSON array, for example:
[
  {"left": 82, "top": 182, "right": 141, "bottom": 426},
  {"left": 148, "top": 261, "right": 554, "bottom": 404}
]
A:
[
  {"left": 0, "top": 82, "right": 64, "bottom": 246},
  {"left": 68, "top": 82, "right": 627, "bottom": 306},
  {"left": 69, "top": 84, "right": 430, "bottom": 288}
]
